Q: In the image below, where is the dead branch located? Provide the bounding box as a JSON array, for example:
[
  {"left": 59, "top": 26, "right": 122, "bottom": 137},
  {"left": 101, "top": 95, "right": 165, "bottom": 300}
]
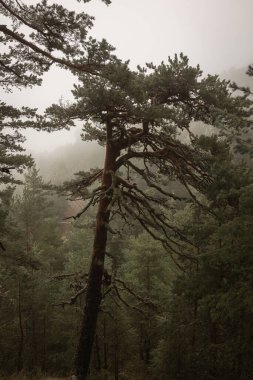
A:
[
  {"left": 115, "top": 278, "right": 157, "bottom": 311},
  {"left": 53, "top": 285, "right": 87, "bottom": 308},
  {"left": 112, "top": 284, "right": 146, "bottom": 315},
  {"left": 64, "top": 186, "right": 104, "bottom": 220},
  {"left": 50, "top": 272, "right": 87, "bottom": 280}
]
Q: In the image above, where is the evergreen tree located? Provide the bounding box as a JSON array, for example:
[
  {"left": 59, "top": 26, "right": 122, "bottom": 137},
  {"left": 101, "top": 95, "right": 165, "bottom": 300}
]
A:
[
  {"left": 46, "top": 55, "right": 252, "bottom": 379},
  {"left": 0, "top": 0, "right": 114, "bottom": 199},
  {"left": 155, "top": 136, "right": 253, "bottom": 380},
  {"left": 0, "top": 102, "right": 35, "bottom": 222},
  {"left": 0, "top": 167, "right": 69, "bottom": 376}
]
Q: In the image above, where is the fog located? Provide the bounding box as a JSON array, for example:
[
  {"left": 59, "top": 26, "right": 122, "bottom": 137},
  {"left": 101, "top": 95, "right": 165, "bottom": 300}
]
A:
[
  {"left": 2, "top": 0, "right": 253, "bottom": 154},
  {"left": 1, "top": 4, "right": 253, "bottom": 376}
]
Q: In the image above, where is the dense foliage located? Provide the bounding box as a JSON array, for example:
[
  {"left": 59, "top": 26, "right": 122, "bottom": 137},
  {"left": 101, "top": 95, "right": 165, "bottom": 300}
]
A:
[
  {"left": 0, "top": 1, "right": 253, "bottom": 379},
  {"left": 0, "top": 138, "right": 252, "bottom": 380}
]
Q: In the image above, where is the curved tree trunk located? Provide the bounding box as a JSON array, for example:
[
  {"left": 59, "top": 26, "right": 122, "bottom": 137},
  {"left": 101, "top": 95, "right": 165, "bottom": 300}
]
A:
[{"left": 73, "top": 122, "right": 117, "bottom": 380}]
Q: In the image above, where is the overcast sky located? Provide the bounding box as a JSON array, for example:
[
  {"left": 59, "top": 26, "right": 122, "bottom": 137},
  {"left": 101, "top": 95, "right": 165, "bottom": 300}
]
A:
[{"left": 2, "top": 0, "right": 253, "bottom": 152}]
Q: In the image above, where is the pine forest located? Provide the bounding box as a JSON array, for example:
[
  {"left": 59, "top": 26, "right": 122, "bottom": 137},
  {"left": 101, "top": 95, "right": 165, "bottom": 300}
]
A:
[{"left": 0, "top": 1, "right": 253, "bottom": 380}]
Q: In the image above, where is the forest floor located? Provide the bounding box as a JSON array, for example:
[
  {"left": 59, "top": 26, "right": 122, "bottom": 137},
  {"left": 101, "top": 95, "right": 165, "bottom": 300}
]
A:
[
  {"left": 44, "top": 378, "right": 68, "bottom": 380},
  {"left": 3, "top": 377, "right": 69, "bottom": 380}
]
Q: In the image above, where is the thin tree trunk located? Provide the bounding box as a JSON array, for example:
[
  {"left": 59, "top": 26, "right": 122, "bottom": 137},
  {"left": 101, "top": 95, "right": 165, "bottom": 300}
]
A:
[
  {"left": 103, "top": 315, "right": 108, "bottom": 373},
  {"left": 42, "top": 314, "right": 47, "bottom": 373},
  {"left": 114, "top": 319, "right": 119, "bottom": 380},
  {"left": 145, "top": 256, "right": 151, "bottom": 364},
  {"left": 17, "top": 278, "right": 24, "bottom": 372},
  {"left": 94, "top": 334, "right": 101, "bottom": 371},
  {"left": 73, "top": 122, "right": 118, "bottom": 380},
  {"left": 191, "top": 299, "right": 198, "bottom": 347},
  {"left": 191, "top": 258, "right": 199, "bottom": 348},
  {"left": 32, "top": 311, "right": 37, "bottom": 368}
]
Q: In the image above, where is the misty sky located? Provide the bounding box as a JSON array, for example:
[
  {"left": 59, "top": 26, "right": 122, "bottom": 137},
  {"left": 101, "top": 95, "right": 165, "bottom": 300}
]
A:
[{"left": 2, "top": 0, "right": 253, "bottom": 152}]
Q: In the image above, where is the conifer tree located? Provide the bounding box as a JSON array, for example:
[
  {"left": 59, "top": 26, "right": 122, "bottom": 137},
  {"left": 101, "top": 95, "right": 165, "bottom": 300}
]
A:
[
  {"left": 0, "top": 0, "right": 114, "bottom": 188},
  {"left": 154, "top": 136, "right": 253, "bottom": 380},
  {"left": 0, "top": 102, "right": 34, "bottom": 222},
  {"left": 0, "top": 166, "right": 71, "bottom": 375},
  {"left": 49, "top": 56, "right": 252, "bottom": 379}
]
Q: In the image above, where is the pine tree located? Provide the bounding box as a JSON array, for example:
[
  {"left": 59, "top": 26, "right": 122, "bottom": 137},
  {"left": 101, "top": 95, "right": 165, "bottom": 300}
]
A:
[
  {"left": 0, "top": 102, "right": 34, "bottom": 207},
  {"left": 0, "top": 0, "right": 114, "bottom": 191},
  {"left": 0, "top": 167, "right": 69, "bottom": 375},
  {"left": 155, "top": 136, "right": 253, "bottom": 380},
  {"left": 47, "top": 55, "right": 252, "bottom": 379}
]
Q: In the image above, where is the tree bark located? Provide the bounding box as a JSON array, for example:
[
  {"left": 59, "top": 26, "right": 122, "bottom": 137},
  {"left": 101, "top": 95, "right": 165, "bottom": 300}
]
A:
[{"left": 73, "top": 122, "right": 117, "bottom": 380}]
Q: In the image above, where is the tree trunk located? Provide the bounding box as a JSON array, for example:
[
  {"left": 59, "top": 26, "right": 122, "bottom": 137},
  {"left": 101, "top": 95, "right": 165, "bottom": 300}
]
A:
[
  {"left": 42, "top": 314, "right": 47, "bottom": 373},
  {"left": 31, "top": 311, "right": 37, "bottom": 369},
  {"left": 73, "top": 122, "right": 117, "bottom": 380},
  {"left": 17, "top": 278, "right": 24, "bottom": 372},
  {"left": 103, "top": 315, "right": 108, "bottom": 374},
  {"left": 114, "top": 319, "right": 119, "bottom": 380},
  {"left": 191, "top": 257, "right": 199, "bottom": 348}
]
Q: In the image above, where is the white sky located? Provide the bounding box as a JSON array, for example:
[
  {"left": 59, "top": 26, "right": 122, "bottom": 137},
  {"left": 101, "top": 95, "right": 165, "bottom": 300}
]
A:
[{"left": 2, "top": 0, "right": 253, "bottom": 152}]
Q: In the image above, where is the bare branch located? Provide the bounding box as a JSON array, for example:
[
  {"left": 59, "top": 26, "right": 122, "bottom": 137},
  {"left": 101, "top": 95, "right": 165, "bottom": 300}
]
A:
[
  {"left": 115, "top": 278, "right": 157, "bottom": 311},
  {"left": 53, "top": 285, "right": 87, "bottom": 307},
  {"left": 127, "top": 160, "right": 184, "bottom": 201},
  {"left": 64, "top": 186, "right": 104, "bottom": 220},
  {"left": 112, "top": 285, "right": 146, "bottom": 315},
  {"left": 50, "top": 272, "right": 87, "bottom": 280}
]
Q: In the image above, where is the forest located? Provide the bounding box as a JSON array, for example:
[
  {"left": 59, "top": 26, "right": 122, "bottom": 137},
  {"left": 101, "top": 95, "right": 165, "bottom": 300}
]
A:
[{"left": 0, "top": 1, "right": 253, "bottom": 380}]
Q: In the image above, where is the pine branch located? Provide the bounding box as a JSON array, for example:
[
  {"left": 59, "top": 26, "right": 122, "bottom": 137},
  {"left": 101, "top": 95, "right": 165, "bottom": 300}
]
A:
[{"left": 0, "top": 25, "right": 101, "bottom": 74}]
